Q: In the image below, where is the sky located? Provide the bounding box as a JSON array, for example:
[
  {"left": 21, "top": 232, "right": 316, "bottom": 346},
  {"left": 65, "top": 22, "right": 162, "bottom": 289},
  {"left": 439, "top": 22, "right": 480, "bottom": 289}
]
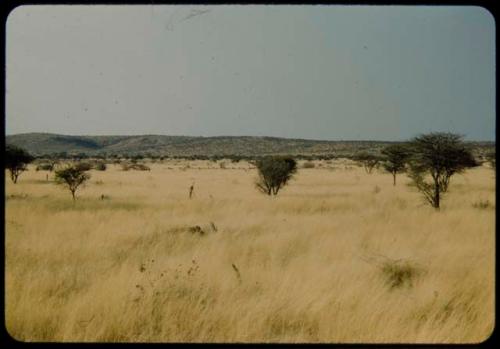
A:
[{"left": 5, "top": 5, "right": 496, "bottom": 141}]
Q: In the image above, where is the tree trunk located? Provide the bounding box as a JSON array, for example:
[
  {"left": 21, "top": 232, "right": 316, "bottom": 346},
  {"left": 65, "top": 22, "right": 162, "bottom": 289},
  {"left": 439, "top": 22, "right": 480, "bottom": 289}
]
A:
[
  {"left": 71, "top": 190, "right": 76, "bottom": 202},
  {"left": 433, "top": 179, "right": 440, "bottom": 209},
  {"left": 393, "top": 172, "right": 396, "bottom": 186},
  {"left": 10, "top": 170, "right": 18, "bottom": 184}
]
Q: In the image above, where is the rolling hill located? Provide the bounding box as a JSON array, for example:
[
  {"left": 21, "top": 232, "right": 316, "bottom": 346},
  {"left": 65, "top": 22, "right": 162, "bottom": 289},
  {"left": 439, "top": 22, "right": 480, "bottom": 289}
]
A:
[{"left": 5, "top": 132, "right": 495, "bottom": 158}]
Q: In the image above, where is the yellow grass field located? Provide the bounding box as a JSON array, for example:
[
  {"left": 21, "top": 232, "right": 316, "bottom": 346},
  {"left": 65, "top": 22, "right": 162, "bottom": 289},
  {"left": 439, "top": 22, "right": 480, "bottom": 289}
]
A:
[{"left": 5, "top": 159, "right": 495, "bottom": 343}]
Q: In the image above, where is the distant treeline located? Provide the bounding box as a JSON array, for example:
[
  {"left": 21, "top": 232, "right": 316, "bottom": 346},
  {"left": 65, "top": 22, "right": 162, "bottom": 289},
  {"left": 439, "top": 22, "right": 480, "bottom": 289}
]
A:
[
  {"left": 32, "top": 144, "right": 494, "bottom": 163},
  {"left": 33, "top": 152, "right": 340, "bottom": 162}
]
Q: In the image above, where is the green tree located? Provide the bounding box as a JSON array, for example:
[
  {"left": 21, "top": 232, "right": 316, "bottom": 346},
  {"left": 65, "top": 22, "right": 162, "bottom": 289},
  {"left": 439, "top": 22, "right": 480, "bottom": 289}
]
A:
[
  {"left": 55, "top": 166, "right": 91, "bottom": 201},
  {"left": 255, "top": 156, "right": 297, "bottom": 196},
  {"left": 354, "top": 152, "right": 381, "bottom": 174},
  {"left": 381, "top": 144, "right": 410, "bottom": 185},
  {"left": 5, "top": 145, "right": 34, "bottom": 183},
  {"left": 407, "top": 132, "right": 478, "bottom": 209}
]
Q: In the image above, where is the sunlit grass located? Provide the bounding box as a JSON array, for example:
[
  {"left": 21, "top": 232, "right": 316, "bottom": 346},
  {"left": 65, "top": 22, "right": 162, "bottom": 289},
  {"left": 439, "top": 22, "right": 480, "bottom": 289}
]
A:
[{"left": 5, "top": 161, "right": 495, "bottom": 343}]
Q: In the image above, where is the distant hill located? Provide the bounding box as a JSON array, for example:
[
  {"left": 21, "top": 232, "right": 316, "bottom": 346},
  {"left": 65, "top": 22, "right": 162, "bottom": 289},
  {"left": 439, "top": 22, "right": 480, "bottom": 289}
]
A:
[{"left": 5, "top": 133, "right": 495, "bottom": 158}]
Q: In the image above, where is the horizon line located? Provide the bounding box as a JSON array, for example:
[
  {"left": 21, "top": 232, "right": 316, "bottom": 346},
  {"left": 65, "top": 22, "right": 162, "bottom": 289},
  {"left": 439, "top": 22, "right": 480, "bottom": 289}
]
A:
[{"left": 5, "top": 131, "right": 496, "bottom": 143}]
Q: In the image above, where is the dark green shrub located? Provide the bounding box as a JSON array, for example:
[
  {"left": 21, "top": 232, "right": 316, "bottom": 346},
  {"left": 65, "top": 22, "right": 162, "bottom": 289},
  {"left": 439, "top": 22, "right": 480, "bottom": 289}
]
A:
[
  {"left": 302, "top": 161, "right": 315, "bottom": 169},
  {"left": 5, "top": 145, "right": 34, "bottom": 183},
  {"left": 255, "top": 156, "right": 297, "bottom": 196},
  {"left": 75, "top": 162, "right": 92, "bottom": 171},
  {"left": 94, "top": 162, "right": 107, "bottom": 171}
]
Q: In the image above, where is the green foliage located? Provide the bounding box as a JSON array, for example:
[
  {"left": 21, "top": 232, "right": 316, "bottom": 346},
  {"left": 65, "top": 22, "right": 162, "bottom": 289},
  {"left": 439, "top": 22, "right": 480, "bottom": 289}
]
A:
[
  {"left": 354, "top": 152, "right": 381, "bottom": 174},
  {"left": 381, "top": 144, "right": 411, "bottom": 185},
  {"left": 302, "top": 161, "right": 315, "bottom": 169},
  {"left": 74, "top": 162, "right": 93, "bottom": 171},
  {"left": 407, "top": 132, "right": 478, "bottom": 209},
  {"left": 5, "top": 145, "right": 34, "bottom": 183},
  {"left": 94, "top": 162, "right": 107, "bottom": 171},
  {"left": 54, "top": 166, "right": 91, "bottom": 201},
  {"left": 255, "top": 156, "right": 297, "bottom": 196}
]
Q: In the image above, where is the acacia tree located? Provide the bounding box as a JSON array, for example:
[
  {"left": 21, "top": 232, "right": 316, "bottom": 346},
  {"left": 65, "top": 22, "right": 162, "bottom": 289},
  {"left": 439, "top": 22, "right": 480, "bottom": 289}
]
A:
[
  {"left": 5, "top": 145, "right": 34, "bottom": 183},
  {"left": 55, "top": 166, "right": 91, "bottom": 201},
  {"left": 381, "top": 144, "right": 410, "bottom": 185},
  {"left": 407, "top": 132, "right": 477, "bottom": 209},
  {"left": 255, "top": 156, "right": 297, "bottom": 196},
  {"left": 354, "top": 152, "right": 381, "bottom": 174}
]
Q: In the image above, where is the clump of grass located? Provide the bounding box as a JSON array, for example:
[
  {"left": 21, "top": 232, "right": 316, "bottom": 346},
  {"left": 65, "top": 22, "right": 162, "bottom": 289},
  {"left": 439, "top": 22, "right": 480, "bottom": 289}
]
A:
[
  {"left": 6, "top": 193, "right": 29, "bottom": 200},
  {"left": 121, "top": 163, "right": 150, "bottom": 171},
  {"left": 231, "top": 263, "right": 242, "bottom": 284},
  {"left": 188, "top": 225, "right": 205, "bottom": 235},
  {"left": 472, "top": 200, "right": 493, "bottom": 209},
  {"left": 373, "top": 185, "right": 381, "bottom": 194},
  {"left": 45, "top": 198, "right": 142, "bottom": 212},
  {"left": 302, "top": 161, "right": 315, "bottom": 169},
  {"left": 381, "top": 259, "right": 425, "bottom": 290}
]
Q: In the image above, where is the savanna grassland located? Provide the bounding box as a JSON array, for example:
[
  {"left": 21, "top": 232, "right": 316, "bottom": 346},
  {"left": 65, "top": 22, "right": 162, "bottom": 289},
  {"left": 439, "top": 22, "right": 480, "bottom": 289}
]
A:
[{"left": 5, "top": 159, "right": 495, "bottom": 343}]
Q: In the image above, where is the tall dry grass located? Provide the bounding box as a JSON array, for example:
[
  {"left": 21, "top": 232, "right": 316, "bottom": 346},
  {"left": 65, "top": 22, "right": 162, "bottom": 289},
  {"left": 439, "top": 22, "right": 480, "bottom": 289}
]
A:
[{"left": 5, "top": 160, "right": 495, "bottom": 343}]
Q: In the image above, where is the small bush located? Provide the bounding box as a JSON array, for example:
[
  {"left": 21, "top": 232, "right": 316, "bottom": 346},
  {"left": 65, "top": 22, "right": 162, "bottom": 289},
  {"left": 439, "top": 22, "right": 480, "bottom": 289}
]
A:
[
  {"left": 381, "top": 259, "right": 425, "bottom": 290},
  {"left": 36, "top": 163, "right": 56, "bottom": 171},
  {"left": 472, "top": 200, "right": 493, "bottom": 209},
  {"left": 75, "top": 162, "right": 92, "bottom": 171},
  {"left": 188, "top": 226, "right": 205, "bottom": 235},
  {"left": 302, "top": 161, "right": 315, "bottom": 169},
  {"left": 94, "top": 162, "right": 107, "bottom": 171},
  {"left": 121, "top": 162, "right": 151, "bottom": 171},
  {"left": 255, "top": 156, "right": 297, "bottom": 196}
]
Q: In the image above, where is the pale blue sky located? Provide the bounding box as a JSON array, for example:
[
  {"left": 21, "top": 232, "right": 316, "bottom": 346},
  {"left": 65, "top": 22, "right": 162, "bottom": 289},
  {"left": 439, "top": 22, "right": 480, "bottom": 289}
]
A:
[{"left": 5, "top": 5, "right": 495, "bottom": 141}]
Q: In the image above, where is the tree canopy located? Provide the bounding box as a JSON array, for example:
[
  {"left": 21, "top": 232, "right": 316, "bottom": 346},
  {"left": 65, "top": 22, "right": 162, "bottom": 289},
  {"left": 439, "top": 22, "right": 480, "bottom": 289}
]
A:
[
  {"left": 5, "top": 145, "right": 34, "bottom": 183},
  {"left": 255, "top": 156, "right": 297, "bottom": 196},
  {"left": 354, "top": 152, "right": 381, "bottom": 174},
  {"left": 407, "top": 132, "right": 478, "bottom": 209},
  {"left": 55, "top": 166, "right": 91, "bottom": 201},
  {"left": 381, "top": 144, "right": 411, "bottom": 185}
]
